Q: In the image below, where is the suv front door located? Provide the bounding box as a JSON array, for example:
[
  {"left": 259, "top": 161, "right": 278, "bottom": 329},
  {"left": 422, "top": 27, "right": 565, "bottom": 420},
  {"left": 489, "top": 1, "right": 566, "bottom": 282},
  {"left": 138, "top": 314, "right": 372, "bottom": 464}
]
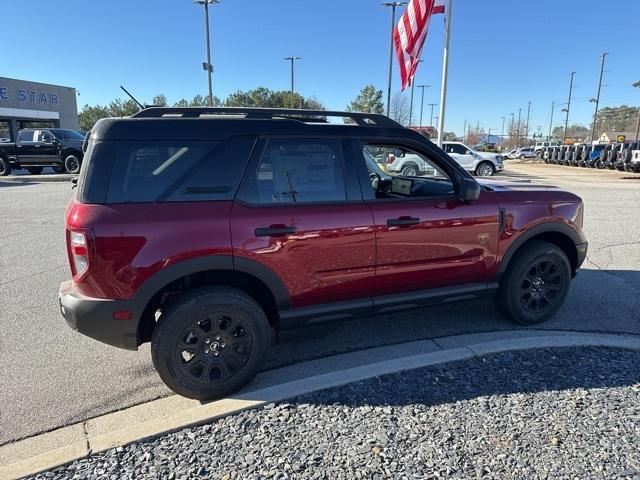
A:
[
  {"left": 232, "top": 137, "right": 375, "bottom": 312},
  {"left": 356, "top": 140, "right": 500, "bottom": 301},
  {"left": 443, "top": 142, "right": 475, "bottom": 170}
]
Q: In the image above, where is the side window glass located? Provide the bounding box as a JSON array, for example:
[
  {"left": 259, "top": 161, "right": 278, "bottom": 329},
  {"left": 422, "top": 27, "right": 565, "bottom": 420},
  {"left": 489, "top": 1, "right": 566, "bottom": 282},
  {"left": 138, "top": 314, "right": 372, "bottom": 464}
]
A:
[
  {"left": 19, "top": 131, "right": 34, "bottom": 142},
  {"left": 362, "top": 143, "right": 454, "bottom": 200},
  {"left": 255, "top": 138, "right": 347, "bottom": 204},
  {"left": 37, "top": 131, "right": 53, "bottom": 142}
]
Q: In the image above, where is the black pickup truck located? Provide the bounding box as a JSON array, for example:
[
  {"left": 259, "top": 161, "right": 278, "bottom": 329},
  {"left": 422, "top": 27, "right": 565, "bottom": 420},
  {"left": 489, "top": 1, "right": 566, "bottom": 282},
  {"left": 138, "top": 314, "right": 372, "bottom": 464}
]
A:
[{"left": 0, "top": 128, "right": 85, "bottom": 176}]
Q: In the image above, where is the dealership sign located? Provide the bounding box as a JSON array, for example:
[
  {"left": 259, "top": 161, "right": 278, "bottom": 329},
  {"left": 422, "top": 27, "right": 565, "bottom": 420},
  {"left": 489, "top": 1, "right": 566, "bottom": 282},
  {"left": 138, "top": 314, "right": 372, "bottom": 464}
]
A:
[{"left": 0, "top": 85, "right": 60, "bottom": 105}]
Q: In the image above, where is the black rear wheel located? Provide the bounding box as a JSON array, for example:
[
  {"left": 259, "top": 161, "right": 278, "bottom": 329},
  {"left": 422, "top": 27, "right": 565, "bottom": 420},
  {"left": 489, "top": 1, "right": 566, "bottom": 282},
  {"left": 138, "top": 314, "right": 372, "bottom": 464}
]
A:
[
  {"left": 151, "top": 286, "right": 270, "bottom": 400},
  {"left": 0, "top": 157, "right": 10, "bottom": 176},
  {"left": 495, "top": 240, "right": 571, "bottom": 325}
]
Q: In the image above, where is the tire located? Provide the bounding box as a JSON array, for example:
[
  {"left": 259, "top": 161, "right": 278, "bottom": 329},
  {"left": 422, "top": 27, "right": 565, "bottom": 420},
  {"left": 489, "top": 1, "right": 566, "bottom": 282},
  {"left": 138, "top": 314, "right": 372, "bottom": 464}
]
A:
[
  {"left": 519, "top": 154, "right": 525, "bottom": 160},
  {"left": 495, "top": 240, "right": 571, "bottom": 326},
  {"left": 151, "top": 285, "right": 271, "bottom": 400},
  {"left": 27, "top": 166, "right": 43, "bottom": 175},
  {"left": 52, "top": 165, "right": 66, "bottom": 173},
  {"left": 475, "top": 161, "right": 495, "bottom": 177},
  {"left": 401, "top": 164, "right": 418, "bottom": 177},
  {"left": 0, "top": 156, "right": 10, "bottom": 176},
  {"left": 64, "top": 155, "right": 81, "bottom": 174}
]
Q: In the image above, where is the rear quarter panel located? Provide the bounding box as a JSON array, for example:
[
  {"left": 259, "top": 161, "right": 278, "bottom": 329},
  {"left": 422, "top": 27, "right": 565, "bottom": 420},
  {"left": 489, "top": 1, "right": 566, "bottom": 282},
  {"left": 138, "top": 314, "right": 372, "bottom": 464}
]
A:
[{"left": 66, "top": 198, "right": 233, "bottom": 299}]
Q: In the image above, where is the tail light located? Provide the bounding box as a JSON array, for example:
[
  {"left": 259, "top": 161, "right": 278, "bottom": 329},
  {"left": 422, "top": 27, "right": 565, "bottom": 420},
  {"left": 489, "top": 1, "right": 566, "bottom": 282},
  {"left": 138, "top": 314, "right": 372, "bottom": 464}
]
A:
[{"left": 68, "top": 230, "right": 90, "bottom": 280}]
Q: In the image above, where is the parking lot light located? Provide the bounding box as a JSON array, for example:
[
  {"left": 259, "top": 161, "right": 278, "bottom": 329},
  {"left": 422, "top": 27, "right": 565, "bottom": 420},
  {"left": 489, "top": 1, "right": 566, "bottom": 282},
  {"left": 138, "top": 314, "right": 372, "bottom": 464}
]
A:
[{"left": 194, "top": 0, "right": 220, "bottom": 107}]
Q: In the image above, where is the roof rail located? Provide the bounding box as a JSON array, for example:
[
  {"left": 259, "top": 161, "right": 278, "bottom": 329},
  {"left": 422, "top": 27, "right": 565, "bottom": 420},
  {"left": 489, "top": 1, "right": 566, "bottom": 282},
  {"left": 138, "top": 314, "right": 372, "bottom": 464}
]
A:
[{"left": 130, "top": 107, "right": 401, "bottom": 127}]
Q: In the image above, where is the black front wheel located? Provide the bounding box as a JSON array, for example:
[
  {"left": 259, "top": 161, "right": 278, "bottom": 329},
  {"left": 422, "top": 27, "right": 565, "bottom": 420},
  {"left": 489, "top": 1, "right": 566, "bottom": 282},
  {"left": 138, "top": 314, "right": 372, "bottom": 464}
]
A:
[
  {"left": 151, "top": 286, "right": 271, "bottom": 400},
  {"left": 64, "top": 155, "right": 81, "bottom": 174},
  {"left": 495, "top": 240, "right": 571, "bottom": 325}
]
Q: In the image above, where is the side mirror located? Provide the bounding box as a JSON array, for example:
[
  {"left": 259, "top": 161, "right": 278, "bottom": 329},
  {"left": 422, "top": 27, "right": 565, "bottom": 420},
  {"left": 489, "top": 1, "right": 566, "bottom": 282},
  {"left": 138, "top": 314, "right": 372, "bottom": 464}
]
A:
[{"left": 461, "top": 177, "right": 481, "bottom": 203}]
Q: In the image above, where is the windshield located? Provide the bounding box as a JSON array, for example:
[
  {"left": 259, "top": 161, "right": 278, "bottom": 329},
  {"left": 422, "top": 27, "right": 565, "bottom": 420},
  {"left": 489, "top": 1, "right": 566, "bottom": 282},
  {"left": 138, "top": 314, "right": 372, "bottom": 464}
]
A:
[{"left": 51, "top": 129, "right": 86, "bottom": 140}]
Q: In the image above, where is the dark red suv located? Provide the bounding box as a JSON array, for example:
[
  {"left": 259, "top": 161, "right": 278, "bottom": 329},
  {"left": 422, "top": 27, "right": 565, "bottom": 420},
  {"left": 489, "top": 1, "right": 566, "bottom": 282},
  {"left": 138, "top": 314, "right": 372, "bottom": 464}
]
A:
[{"left": 59, "top": 107, "right": 587, "bottom": 399}]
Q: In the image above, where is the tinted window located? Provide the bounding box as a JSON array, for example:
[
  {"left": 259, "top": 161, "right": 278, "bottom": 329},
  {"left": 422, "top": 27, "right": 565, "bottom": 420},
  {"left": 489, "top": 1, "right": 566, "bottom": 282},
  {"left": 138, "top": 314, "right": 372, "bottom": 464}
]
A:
[
  {"left": 19, "top": 130, "right": 34, "bottom": 142},
  {"left": 252, "top": 138, "right": 347, "bottom": 204},
  {"left": 51, "top": 130, "right": 85, "bottom": 140},
  {"left": 444, "top": 143, "right": 466, "bottom": 155},
  {"left": 107, "top": 141, "right": 217, "bottom": 203},
  {"left": 36, "top": 131, "right": 54, "bottom": 142}
]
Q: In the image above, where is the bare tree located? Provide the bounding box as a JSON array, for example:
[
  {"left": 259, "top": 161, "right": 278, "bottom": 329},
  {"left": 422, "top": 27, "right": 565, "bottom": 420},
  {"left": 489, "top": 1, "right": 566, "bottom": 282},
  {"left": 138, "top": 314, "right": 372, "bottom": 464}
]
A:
[{"left": 389, "top": 92, "right": 410, "bottom": 126}]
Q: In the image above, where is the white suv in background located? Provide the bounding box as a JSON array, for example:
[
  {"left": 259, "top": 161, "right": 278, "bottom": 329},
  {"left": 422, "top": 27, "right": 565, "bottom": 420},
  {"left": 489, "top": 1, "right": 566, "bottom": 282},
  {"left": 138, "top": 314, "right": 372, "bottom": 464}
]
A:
[{"left": 441, "top": 141, "right": 504, "bottom": 176}]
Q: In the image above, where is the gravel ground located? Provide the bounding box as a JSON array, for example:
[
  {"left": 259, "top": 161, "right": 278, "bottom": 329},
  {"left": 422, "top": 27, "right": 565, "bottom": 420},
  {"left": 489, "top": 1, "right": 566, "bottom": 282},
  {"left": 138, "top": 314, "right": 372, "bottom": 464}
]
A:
[{"left": 30, "top": 346, "right": 640, "bottom": 480}]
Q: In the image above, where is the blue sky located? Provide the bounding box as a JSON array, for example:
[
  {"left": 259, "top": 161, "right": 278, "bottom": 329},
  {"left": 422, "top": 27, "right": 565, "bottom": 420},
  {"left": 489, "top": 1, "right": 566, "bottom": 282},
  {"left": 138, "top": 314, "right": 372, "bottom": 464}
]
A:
[{"left": 2, "top": 0, "right": 639, "bottom": 135}]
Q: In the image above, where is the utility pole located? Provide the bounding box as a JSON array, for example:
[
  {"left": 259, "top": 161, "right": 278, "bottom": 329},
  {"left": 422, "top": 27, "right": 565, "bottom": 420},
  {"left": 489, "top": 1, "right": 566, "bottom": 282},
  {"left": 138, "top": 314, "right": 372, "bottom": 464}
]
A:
[
  {"left": 284, "top": 56, "right": 302, "bottom": 108},
  {"left": 463, "top": 119, "right": 467, "bottom": 143},
  {"left": 634, "top": 81, "right": 640, "bottom": 141},
  {"left": 500, "top": 116, "right": 505, "bottom": 147},
  {"left": 509, "top": 112, "right": 515, "bottom": 148},
  {"left": 525, "top": 101, "right": 531, "bottom": 143},
  {"left": 417, "top": 85, "right": 429, "bottom": 126},
  {"left": 515, "top": 108, "right": 521, "bottom": 149},
  {"left": 382, "top": 2, "right": 407, "bottom": 117},
  {"left": 487, "top": 128, "right": 491, "bottom": 143},
  {"left": 408, "top": 60, "right": 422, "bottom": 126},
  {"left": 428, "top": 103, "right": 437, "bottom": 126},
  {"left": 564, "top": 71, "right": 576, "bottom": 142},
  {"left": 195, "top": 0, "right": 219, "bottom": 106},
  {"left": 548, "top": 101, "right": 555, "bottom": 141},
  {"left": 590, "top": 53, "right": 608, "bottom": 143}
]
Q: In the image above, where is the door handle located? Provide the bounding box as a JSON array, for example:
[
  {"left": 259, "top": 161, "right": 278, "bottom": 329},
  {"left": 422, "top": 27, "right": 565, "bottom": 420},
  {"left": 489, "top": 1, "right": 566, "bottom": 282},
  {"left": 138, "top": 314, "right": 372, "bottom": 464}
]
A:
[
  {"left": 386, "top": 216, "right": 420, "bottom": 227},
  {"left": 255, "top": 225, "right": 297, "bottom": 237}
]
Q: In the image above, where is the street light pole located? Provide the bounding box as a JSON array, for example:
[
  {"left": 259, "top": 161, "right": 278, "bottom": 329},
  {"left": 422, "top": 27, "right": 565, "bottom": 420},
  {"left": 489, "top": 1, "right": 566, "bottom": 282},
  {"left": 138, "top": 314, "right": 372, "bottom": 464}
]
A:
[
  {"left": 590, "top": 53, "right": 608, "bottom": 143},
  {"left": 195, "top": 0, "right": 219, "bottom": 106},
  {"left": 417, "top": 85, "right": 429, "bottom": 126},
  {"left": 284, "top": 56, "right": 301, "bottom": 108},
  {"left": 463, "top": 119, "right": 467, "bottom": 143},
  {"left": 428, "top": 103, "right": 437, "bottom": 126},
  {"left": 564, "top": 71, "right": 576, "bottom": 142},
  {"left": 500, "top": 116, "right": 505, "bottom": 146},
  {"left": 382, "top": 2, "right": 407, "bottom": 117}
]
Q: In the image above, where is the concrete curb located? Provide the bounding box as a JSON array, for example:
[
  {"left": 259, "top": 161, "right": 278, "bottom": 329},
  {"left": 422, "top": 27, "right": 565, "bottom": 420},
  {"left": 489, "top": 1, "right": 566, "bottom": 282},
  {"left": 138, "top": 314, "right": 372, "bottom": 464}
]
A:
[
  {"left": 2, "top": 329, "right": 639, "bottom": 479},
  {"left": 0, "top": 174, "right": 76, "bottom": 184}
]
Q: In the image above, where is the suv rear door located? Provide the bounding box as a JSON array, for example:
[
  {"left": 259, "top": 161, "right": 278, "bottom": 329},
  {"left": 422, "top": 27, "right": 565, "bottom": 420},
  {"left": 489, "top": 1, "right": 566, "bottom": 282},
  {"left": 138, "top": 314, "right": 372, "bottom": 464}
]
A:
[
  {"left": 353, "top": 139, "right": 500, "bottom": 300},
  {"left": 232, "top": 137, "right": 375, "bottom": 311}
]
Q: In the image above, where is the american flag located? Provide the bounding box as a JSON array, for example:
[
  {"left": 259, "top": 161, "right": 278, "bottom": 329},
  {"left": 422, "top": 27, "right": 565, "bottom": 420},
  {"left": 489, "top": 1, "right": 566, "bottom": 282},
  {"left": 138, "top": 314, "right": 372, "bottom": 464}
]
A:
[{"left": 394, "top": 0, "right": 445, "bottom": 91}]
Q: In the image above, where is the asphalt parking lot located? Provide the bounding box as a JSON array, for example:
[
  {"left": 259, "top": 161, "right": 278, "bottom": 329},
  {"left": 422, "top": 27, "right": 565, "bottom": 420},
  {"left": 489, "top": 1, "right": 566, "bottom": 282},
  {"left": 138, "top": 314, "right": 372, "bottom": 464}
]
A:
[{"left": 1, "top": 162, "right": 639, "bottom": 447}]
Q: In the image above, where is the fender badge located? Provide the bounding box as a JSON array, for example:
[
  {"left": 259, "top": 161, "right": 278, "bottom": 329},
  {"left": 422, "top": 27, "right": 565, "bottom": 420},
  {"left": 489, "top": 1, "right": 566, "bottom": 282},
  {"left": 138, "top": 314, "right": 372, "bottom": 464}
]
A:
[{"left": 478, "top": 233, "right": 489, "bottom": 246}]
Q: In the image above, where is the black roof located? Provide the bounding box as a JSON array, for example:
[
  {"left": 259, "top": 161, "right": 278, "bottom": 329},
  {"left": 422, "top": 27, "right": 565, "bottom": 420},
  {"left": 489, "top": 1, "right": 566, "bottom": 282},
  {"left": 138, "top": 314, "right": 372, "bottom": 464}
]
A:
[{"left": 91, "top": 107, "right": 420, "bottom": 142}]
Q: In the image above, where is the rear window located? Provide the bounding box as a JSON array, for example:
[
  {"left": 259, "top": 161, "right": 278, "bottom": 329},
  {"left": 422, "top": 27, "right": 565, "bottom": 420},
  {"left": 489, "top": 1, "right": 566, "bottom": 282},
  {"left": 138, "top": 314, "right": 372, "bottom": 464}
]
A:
[{"left": 77, "top": 136, "right": 255, "bottom": 204}]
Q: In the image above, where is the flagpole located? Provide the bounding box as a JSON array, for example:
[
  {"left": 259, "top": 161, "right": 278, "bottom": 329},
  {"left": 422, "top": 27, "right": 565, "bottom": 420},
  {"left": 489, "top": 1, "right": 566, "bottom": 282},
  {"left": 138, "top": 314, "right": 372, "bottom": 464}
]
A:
[{"left": 436, "top": 0, "right": 452, "bottom": 147}]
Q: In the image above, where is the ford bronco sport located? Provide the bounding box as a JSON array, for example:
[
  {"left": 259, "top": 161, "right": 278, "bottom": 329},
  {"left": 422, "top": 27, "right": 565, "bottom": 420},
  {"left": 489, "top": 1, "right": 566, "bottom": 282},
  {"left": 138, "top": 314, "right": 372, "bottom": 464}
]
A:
[{"left": 59, "top": 107, "right": 588, "bottom": 400}]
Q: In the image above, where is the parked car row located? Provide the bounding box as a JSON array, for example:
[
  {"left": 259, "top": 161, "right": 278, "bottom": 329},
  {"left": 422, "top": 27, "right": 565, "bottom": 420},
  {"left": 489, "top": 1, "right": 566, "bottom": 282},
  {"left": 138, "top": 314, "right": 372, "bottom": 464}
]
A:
[
  {"left": 381, "top": 141, "right": 504, "bottom": 177},
  {"left": 0, "top": 128, "right": 86, "bottom": 176},
  {"left": 539, "top": 142, "right": 640, "bottom": 172}
]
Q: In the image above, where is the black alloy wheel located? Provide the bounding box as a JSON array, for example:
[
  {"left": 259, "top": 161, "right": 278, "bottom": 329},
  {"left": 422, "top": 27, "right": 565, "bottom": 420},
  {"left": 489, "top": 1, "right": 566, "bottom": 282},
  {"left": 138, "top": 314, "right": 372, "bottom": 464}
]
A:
[
  {"left": 518, "top": 258, "right": 564, "bottom": 315},
  {"left": 151, "top": 286, "right": 270, "bottom": 400}
]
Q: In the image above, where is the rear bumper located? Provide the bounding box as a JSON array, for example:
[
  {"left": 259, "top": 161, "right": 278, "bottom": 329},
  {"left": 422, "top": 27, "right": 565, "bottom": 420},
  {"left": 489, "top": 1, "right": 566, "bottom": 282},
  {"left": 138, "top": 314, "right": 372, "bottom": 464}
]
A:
[{"left": 59, "top": 280, "right": 146, "bottom": 350}]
